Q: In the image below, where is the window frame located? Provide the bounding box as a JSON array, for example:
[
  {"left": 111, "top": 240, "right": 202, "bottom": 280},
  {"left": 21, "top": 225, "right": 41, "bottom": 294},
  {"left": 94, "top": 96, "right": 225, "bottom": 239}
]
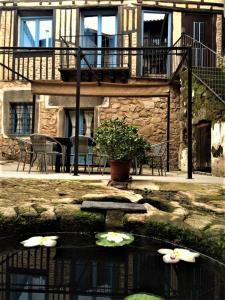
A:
[
  {"left": 10, "top": 102, "right": 33, "bottom": 136},
  {"left": 142, "top": 10, "right": 172, "bottom": 47},
  {"left": 20, "top": 16, "right": 53, "bottom": 48},
  {"left": 80, "top": 9, "right": 118, "bottom": 67}
]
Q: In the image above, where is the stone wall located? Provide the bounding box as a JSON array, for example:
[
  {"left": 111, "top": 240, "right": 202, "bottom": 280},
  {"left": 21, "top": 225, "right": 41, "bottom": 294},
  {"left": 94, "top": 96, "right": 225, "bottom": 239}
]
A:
[
  {"left": 216, "top": 14, "right": 223, "bottom": 55},
  {"left": 211, "top": 122, "right": 225, "bottom": 177},
  {"left": 38, "top": 100, "right": 59, "bottom": 136},
  {"left": 179, "top": 72, "right": 225, "bottom": 177},
  {"left": 97, "top": 86, "right": 181, "bottom": 169}
]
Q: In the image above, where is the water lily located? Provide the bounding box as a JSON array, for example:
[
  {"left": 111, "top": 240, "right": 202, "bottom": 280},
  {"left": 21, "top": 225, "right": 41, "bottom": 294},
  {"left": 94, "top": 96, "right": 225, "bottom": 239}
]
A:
[
  {"left": 95, "top": 231, "right": 134, "bottom": 247},
  {"left": 21, "top": 236, "right": 58, "bottom": 247},
  {"left": 158, "top": 248, "right": 200, "bottom": 263},
  {"left": 101, "top": 232, "right": 130, "bottom": 243}
]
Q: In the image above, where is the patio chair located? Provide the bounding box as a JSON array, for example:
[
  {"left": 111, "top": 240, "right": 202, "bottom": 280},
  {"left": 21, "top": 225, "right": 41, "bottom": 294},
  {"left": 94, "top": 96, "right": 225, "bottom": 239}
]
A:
[
  {"left": 16, "top": 138, "right": 33, "bottom": 171},
  {"left": 70, "top": 135, "right": 91, "bottom": 172},
  {"left": 147, "top": 141, "right": 169, "bottom": 176},
  {"left": 70, "top": 135, "right": 108, "bottom": 174},
  {"left": 29, "top": 134, "right": 66, "bottom": 173}
]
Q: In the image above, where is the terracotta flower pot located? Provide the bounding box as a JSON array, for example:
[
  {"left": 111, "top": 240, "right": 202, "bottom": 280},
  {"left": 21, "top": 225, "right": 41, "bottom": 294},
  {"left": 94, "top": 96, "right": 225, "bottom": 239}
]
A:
[{"left": 109, "top": 160, "right": 131, "bottom": 182}]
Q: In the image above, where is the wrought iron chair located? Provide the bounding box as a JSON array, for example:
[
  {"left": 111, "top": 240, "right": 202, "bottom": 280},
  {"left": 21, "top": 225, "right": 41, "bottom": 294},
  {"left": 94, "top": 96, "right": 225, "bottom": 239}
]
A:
[
  {"left": 70, "top": 135, "right": 91, "bottom": 172},
  {"left": 16, "top": 138, "right": 33, "bottom": 171},
  {"left": 29, "top": 134, "right": 66, "bottom": 173},
  {"left": 147, "top": 141, "right": 169, "bottom": 176},
  {"left": 70, "top": 135, "right": 108, "bottom": 174}
]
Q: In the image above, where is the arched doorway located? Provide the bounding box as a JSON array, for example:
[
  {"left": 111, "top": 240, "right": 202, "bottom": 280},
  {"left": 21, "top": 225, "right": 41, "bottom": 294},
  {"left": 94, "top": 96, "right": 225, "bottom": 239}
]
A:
[{"left": 196, "top": 121, "right": 211, "bottom": 172}]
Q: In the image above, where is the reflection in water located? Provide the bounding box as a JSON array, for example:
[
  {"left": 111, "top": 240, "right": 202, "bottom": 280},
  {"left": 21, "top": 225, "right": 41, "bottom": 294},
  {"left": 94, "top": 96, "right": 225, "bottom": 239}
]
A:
[{"left": 0, "top": 234, "right": 224, "bottom": 300}]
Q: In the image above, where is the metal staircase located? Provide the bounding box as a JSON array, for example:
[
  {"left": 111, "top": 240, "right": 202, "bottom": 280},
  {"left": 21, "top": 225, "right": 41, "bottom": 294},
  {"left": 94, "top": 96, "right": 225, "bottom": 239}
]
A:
[{"left": 176, "top": 33, "right": 225, "bottom": 105}]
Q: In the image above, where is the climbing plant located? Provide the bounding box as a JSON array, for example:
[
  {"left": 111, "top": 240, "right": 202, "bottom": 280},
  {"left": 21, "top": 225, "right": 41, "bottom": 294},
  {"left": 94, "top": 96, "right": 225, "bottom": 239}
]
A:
[{"left": 180, "top": 70, "right": 225, "bottom": 125}]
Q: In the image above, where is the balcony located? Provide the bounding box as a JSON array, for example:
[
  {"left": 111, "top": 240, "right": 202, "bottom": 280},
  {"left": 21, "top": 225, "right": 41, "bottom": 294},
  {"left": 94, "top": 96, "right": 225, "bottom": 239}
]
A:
[{"left": 59, "top": 34, "right": 131, "bottom": 83}]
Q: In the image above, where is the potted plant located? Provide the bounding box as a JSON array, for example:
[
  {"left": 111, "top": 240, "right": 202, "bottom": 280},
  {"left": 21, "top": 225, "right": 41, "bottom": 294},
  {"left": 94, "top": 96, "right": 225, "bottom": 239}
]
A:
[{"left": 94, "top": 118, "right": 150, "bottom": 181}]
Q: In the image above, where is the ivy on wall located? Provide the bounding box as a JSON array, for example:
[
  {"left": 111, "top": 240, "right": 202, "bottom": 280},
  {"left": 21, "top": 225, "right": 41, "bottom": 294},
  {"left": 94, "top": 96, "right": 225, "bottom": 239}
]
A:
[{"left": 180, "top": 70, "right": 225, "bottom": 125}]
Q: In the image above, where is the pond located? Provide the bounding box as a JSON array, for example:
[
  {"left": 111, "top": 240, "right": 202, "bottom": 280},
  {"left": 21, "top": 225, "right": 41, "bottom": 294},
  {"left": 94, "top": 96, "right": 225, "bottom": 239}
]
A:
[{"left": 0, "top": 233, "right": 224, "bottom": 300}]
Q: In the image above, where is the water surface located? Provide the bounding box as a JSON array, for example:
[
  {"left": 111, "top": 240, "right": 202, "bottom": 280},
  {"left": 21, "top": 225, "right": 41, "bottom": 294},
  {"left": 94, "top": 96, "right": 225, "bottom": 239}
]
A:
[{"left": 0, "top": 233, "right": 224, "bottom": 300}]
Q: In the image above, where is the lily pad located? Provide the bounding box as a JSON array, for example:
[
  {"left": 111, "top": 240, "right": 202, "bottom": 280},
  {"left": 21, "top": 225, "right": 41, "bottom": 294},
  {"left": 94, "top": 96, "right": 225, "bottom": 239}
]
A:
[
  {"left": 124, "top": 293, "right": 162, "bottom": 300},
  {"left": 95, "top": 232, "right": 134, "bottom": 247}
]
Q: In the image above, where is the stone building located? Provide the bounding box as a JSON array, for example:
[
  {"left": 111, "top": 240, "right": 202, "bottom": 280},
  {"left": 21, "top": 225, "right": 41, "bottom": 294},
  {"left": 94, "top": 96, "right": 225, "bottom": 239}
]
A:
[{"left": 0, "top": 0, "right": 224, "bottom": 176}]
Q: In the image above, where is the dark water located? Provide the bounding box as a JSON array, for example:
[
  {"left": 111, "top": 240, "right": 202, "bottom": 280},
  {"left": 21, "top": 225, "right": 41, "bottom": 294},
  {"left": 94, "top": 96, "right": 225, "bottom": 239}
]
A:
[{"left": 0, "top": 233, "right": 224, "bottom": 300}]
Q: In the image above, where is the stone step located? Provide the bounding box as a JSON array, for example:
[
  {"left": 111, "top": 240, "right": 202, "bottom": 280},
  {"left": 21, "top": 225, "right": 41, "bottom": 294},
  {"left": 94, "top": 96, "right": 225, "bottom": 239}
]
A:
[{"left": 81, "top": 201, "right": 147, "bottom": 213}]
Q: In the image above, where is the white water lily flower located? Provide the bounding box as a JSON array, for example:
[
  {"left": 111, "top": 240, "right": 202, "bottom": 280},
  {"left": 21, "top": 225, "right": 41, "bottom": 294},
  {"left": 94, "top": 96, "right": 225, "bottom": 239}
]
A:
[
  {"left": 158, "top": 248, "right": 200, "bottom": 263},
  {"left": 21, "top": 236, "right": 58, "bottom": 247},
  {"left": 101, "top": 232, "right": 130, "bottom": 244}
]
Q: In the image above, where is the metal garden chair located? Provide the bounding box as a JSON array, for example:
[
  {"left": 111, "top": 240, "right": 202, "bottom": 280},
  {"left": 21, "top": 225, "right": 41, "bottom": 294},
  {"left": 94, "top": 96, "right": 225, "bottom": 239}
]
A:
[
  {"left": 70, "top": 135, "right": 107, "bottom": 174},
  {"left": 16, "top": 138, "right": 33, "bottom": 171},
  {"left": 147, "top": 141, "right": 169, "bottom": 175},
  {"left": 29, "top": 134, "right": 66, "bottom": 173}
]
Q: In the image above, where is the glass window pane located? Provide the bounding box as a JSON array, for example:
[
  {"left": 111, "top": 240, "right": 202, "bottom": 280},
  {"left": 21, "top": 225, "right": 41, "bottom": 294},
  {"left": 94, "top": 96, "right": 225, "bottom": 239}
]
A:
[
  {"left": 84, "top": 16, "right": 98, "bottom": 33},
  {"left": 83, "top": 16, "right": 98, "bottom": 47},
  {"left": 22, "top": 20, "right": 36, "bottom": 47},
  {"left": 102, "top": 16, "right": 116, "bottom": 35},
  {"left": 39, "top": 19, "right": 52, "bottom": 47}
]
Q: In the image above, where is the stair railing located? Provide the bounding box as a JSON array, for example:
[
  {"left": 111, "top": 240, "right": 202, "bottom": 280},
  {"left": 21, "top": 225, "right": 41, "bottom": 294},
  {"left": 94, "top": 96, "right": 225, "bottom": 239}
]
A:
[{"left": 177, "top": 33, "right": 225, "bottom": 104}]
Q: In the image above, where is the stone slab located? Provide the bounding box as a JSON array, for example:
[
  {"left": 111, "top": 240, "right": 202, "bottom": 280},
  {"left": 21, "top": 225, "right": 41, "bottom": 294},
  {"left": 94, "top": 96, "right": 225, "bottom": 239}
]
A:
[
  {"left": 81, "top": 201, "right": 147, "bottom": 213},
  {"left": 82, "top": 191, "right": 143, "bottom": 203}
]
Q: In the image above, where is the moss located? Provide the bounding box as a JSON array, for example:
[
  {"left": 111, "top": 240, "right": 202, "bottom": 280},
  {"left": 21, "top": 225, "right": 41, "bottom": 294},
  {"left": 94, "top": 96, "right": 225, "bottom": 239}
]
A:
[
  {"left": 123, "top": 219, "right": 225, "bottom": 263},
  {"left": 0, "top": 210, "right": 105, "bottom": 235},
  {"left": 58, "top": 211, "right": 105, "bottom": 232}
]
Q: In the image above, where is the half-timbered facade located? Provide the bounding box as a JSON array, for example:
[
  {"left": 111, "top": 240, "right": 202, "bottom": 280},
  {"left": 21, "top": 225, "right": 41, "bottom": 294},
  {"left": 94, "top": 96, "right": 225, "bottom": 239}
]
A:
[{"left": 0, "top": 0, "right": 224, "bottom": 176}]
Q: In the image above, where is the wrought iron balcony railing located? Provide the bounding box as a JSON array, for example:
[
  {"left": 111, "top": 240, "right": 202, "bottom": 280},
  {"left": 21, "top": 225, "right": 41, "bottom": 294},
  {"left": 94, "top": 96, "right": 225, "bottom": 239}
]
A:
[{"left": 0, "top": 46, "right": 189, "bottom": 82}]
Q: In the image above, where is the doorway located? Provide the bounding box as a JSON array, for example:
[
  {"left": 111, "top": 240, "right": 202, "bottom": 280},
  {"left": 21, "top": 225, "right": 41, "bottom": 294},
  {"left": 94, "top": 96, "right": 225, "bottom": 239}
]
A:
[
  {"left": 182, "top": 14, "right": 216, "bottom": 66},
  {"left": 196, "top": 121, "right": 211, "bottom": 172},
  {"left": 142, "top": 11, "right": 172, "bottom": 76}
]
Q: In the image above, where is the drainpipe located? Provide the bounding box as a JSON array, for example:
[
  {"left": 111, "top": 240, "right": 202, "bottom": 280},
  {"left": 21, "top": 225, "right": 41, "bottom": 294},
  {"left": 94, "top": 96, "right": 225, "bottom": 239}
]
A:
[
  {"left": 187, "top": 47, "right": 193, "bottom": 179},
  {"left": 31, "top": 94, "right": 36, "bottom": 133},
  {"left": 73, "top": 47, "right": 81, "bottom": 176}
]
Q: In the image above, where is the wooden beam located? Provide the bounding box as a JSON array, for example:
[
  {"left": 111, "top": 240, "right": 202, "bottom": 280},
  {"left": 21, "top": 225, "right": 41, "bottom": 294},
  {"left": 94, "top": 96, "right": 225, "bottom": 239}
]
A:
[{"left": 31, "top": 80, "right": 170, "bottom": 97}]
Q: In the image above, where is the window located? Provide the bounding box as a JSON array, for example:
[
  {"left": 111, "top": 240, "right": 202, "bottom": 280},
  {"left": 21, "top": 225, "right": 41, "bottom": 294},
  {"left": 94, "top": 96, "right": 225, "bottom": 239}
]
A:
[
  {"left": 193, "top": 21, "right": 205, "bottom": 43},
  {"left": 20, "top": 17, "right": 52, "bottom": 47},
  {"left": 81, "top": 11, "right": 117, "bottom": 67},
  {"left": 143, "top": 12, "right": 171, "bottom": 46},
  {"left": 10, "top": 103, "right": 33, "bottom": 135},
  {"left": 66, "top": 109, "right": 94, "bottom": 137},
  {"left": 142, "top": 11, "right": 172, "bottom": 76}
]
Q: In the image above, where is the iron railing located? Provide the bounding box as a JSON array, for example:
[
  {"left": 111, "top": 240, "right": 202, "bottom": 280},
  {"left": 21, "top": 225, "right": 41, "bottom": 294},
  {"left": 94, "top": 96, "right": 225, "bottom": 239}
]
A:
[
  {"left": 0, "top": 46, "right": 189, "bottom": 82},
  {"left": 175, "top": 33, "right": 225, "bottom": 104}
]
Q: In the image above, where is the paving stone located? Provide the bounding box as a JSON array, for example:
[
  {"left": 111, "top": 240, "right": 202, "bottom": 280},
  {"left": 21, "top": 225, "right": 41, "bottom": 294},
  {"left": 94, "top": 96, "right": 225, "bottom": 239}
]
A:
[
  {"left": 52, "top": 198, "right": 76, "bottom": 204},
  {"left": 17, "top": 205, "right": 38, "bottom": 217},
  {"left": 82, "top": 189, "right": 143, "bottom": 203},
  {"left": 0, "top": 207, "right": 17, "bottom": 219},
  {"left": 39, "top": 206, "right": 56, "bottom": 220},
  {"left": 206, "top": 224, "right": 225, "bottom": 235},
  {"left": 192, "top": 201, "right": 225, "bottom": 214},
  {"left": 184, "top": 214, "right": 214, "bottom": 230},
  {"left": 54, "top": 204, "right": 80, "bottom": 218},
  {"left": 126, "top": 203, "right": 184, "bottom": 225}
]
